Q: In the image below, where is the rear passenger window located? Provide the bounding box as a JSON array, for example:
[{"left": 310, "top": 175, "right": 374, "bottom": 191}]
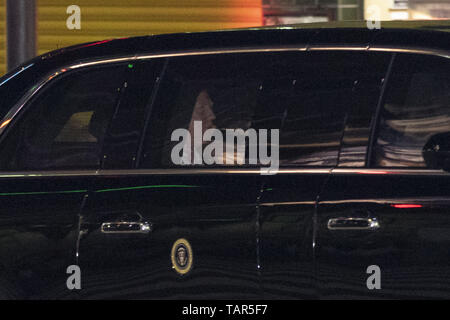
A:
[
  {"left": 0, "top": 64, "right": 129, "bottom": 170},
  {"left": 373, "top": 54, "right": 450, "bottom": 168},
  {"left": 141, "top": 51, "right": 379, "bottom": 168}
]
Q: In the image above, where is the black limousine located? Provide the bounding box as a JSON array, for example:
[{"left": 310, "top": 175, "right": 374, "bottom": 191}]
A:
[{"left": 0, "top": 21, "right": 449, "bottom": 299}]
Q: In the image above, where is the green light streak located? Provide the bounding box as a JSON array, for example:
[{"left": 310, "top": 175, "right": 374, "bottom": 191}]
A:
[
  {"left": 95, "top": 185, "right": 199, "bottom": 193},
  {"left": 0, "top": 189, "right": 87, "bottom": 196},
  {"left": 0, "top": 185, "right": 199, "bottom": 196}
]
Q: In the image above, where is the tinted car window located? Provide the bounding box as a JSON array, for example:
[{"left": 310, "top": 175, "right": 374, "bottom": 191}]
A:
[
  {"left": 141, "top": 51, "right": 376, "bottom": 168},
  {"left": 0, "top": 64, "right": 128, "bottom": 170},
  {"left": 100, "top": 61, "right": 163, "bottom": 169},
  {"left": 337, "top": 53, "right": 393, "bottom": 167},
  {"left": 373, "top": 53, "right": 450, "bottom": 168}
]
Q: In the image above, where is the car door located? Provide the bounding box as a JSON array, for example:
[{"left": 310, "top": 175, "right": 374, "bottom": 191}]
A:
[
  {"left": 0, "top": 62, "right": 129, "bottom": 298},
  {"left": 258, "top": 50, "right": 393, "bottom": 299},
  {"left": 317, "top": 51, "right": 450, "bottom": 299},
  {"left": 78, "top": 53, "right": 264, "bottom": 299}
]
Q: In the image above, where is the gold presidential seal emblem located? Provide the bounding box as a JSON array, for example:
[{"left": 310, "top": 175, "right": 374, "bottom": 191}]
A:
[{"left": 171, "top": 238, "right": 193, "bottom": 275}]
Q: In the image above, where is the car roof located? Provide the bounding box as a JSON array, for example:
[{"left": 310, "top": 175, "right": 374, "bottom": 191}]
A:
[
  {"left": 5, "top": 20, "right": 450, "bottom": 81},
  {"left": 241, "top": 20, "right": 450, "bottom": 33}
]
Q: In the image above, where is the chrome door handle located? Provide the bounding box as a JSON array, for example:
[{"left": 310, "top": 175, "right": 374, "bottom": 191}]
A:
[
  {"left": 101, "top": 221, "right": 153, "bottom": 234},
  {"left": 327, "top": 217, "right": 380, "bottom": 230}
]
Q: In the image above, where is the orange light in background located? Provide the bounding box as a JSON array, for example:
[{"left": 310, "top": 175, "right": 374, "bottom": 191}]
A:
[
  {"left": 32, "top": 0, "right": 264, "bottom": 62},
  {"left": 0, "top": 119, "right": 11, "bottom": 129},
  {"left": 214, "top": 0, "right": 263, "bottom": 29}
]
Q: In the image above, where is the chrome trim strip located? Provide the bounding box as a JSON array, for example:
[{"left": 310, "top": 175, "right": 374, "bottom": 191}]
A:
[
  {"left": 0, "top": 167, "right": 449, "bottom": 178},
  {"left": 309, "top": 45, "right": 450, "bottom": 59},
  {"left": 136, "top": 46, "right": 308, "bottom": 60},
  {"left": 101, "top": 168, "right": 332, "bottom": 175},
  {"left": 331, "top": 168, "right": 448, "bottom": 175},
  {"left": 69, "top": 56, "right": 137, "bottom": 69},
  {"left": 0, "top": 168, "right": 331, "bottom": 178},
  {"left": 0, "top": 170, "right": 99, "bottom": 178},
  {"left": 320, "top": 197, "right": 450, "bottom": 205},
  {"left": 368, "top": 46, "right": 450, "bottom": 59},
  {"left": 0, "top": 168, "right": 330, "bottom": 178},
  {"left": 103, "top": 168, "right": 268, "bottom": 175},
  {"left": 261, "top": 201, "right": 316, "bottom": 206},
  {"left": 308, "top": 45, "right": 369, "bottom": 51},
  {"left": 0, "top": 44, "right": 449, "bottom": 138}
]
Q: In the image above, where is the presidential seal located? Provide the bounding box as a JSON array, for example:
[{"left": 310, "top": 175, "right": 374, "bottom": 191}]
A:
[{"left": 171, "top": 238, "right": 193, "bottom": 275}]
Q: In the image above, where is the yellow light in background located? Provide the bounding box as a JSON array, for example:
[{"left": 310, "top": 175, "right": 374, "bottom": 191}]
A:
[
  {"left": 0, "top": 0, "right": 5, "bottom": 75},
  {"left": 0, "top": 0, "right": 263, "bottom": 77},
  {"left": 411, "top": 12, "right": 433, "bottom": 20},
  {"left": 36, "top": 0, "right": 263, "bottom": 56}
]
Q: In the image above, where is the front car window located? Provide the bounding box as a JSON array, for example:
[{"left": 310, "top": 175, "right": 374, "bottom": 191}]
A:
[{"left": 0, "top": 64, "right": 129, "bottom": 170}]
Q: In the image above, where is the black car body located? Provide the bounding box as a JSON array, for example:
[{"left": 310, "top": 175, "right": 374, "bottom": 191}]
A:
[{"left": 0, "top": 21, "right": 450, "bottom": 299}]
